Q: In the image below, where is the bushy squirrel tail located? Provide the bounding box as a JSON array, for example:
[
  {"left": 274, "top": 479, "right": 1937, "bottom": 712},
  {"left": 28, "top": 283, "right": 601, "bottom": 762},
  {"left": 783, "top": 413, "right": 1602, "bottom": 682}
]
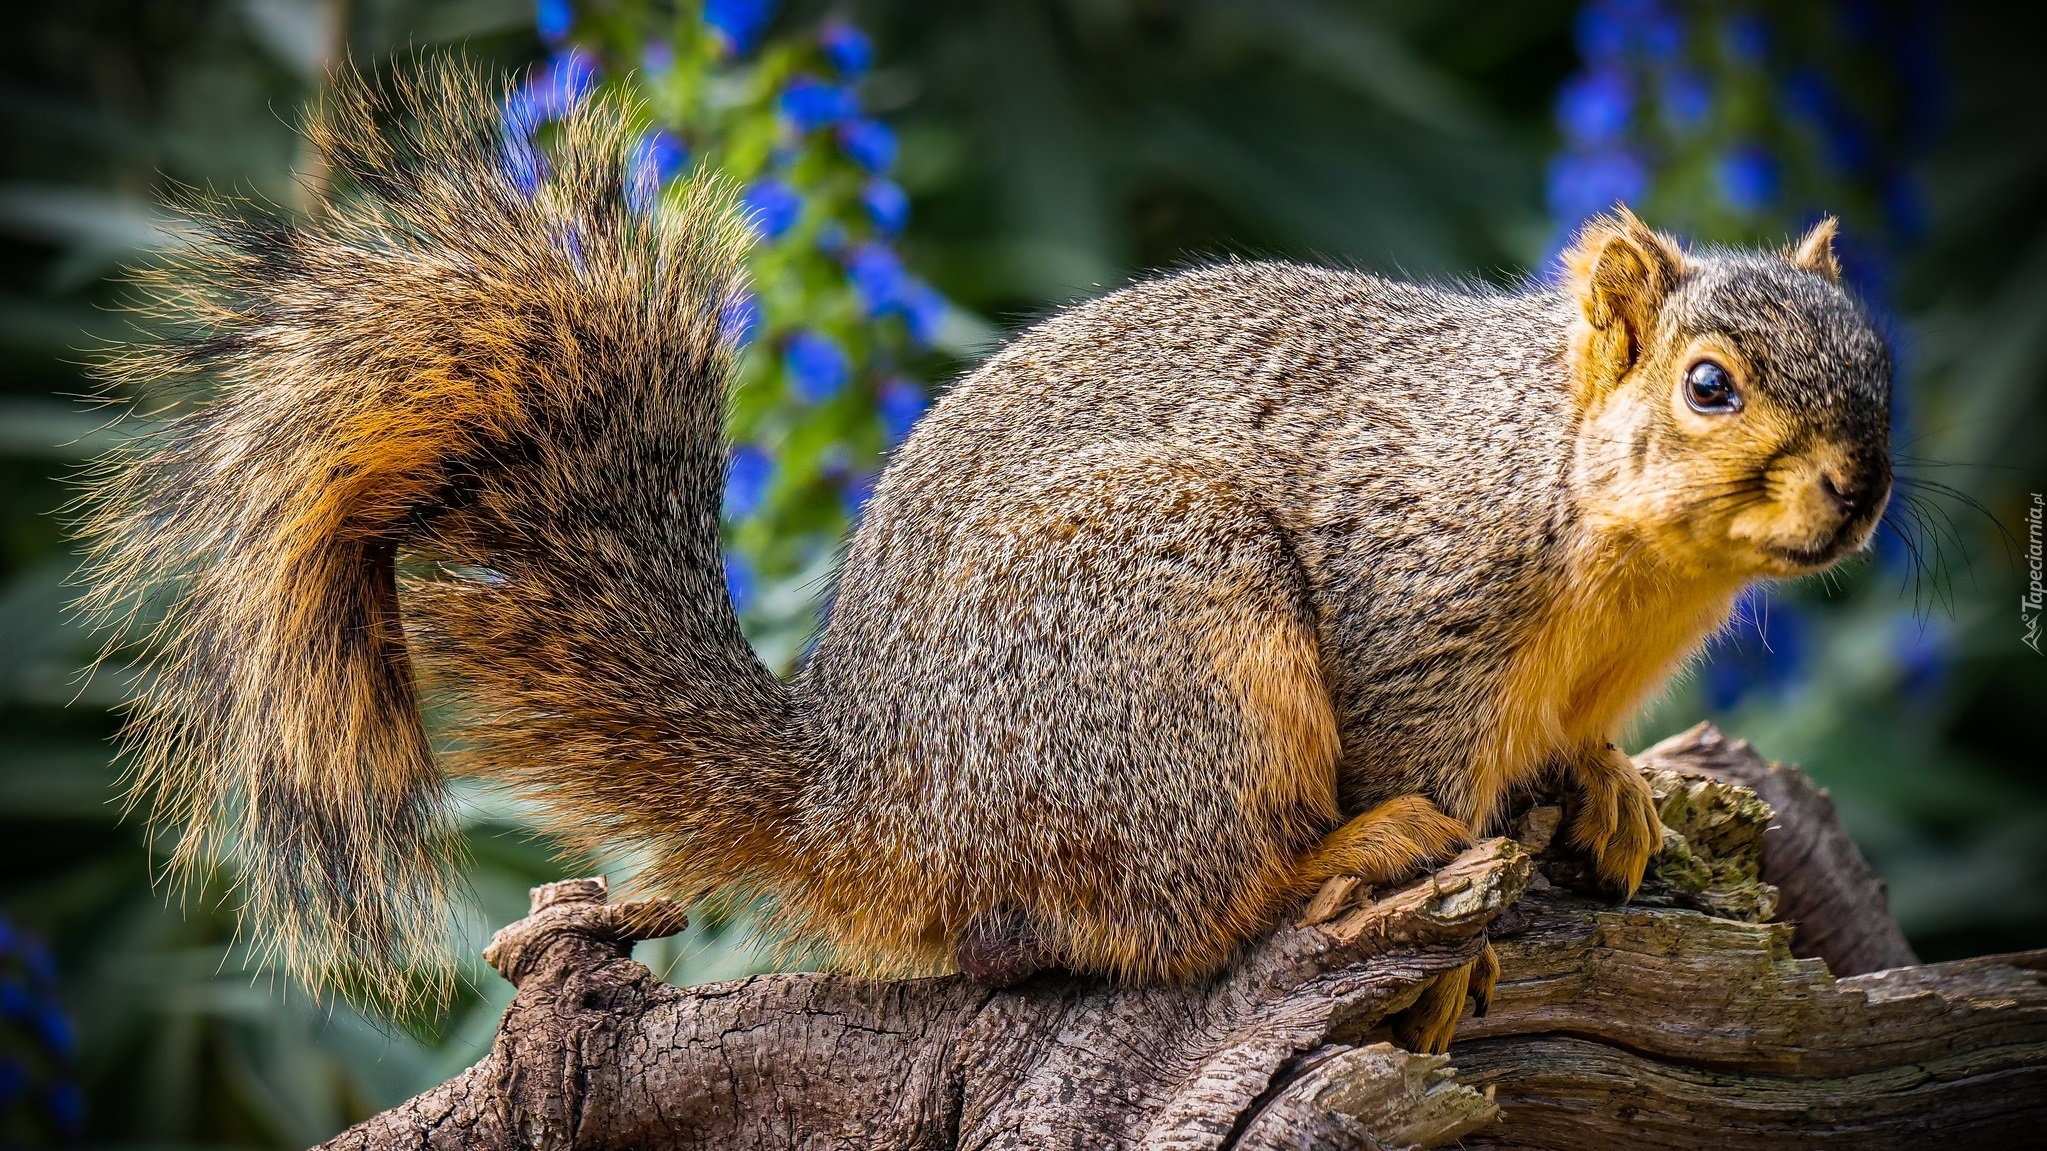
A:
[{"left": 76, "top": 63, "right": 804, "bottom": 1010}]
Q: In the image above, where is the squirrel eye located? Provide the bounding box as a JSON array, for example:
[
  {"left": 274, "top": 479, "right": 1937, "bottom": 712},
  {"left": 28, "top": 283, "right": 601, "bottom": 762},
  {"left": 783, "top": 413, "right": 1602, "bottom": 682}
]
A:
[{"left": 1684, "top": 359, "right": 1742, "bottom": 414}]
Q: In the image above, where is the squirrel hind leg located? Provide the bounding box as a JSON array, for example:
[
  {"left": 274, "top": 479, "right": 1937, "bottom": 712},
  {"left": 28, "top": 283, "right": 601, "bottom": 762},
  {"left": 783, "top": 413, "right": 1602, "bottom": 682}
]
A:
[
  {"left": 808, "top": 441, "right": 1362, "bottom": 987},
  {"left": 1291, "top": 795, "right": 1492, "bottom": 1055}
]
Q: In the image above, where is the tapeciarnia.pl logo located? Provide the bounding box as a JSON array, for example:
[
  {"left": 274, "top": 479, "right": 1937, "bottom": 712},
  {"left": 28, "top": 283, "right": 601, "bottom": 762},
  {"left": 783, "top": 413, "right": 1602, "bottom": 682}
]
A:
[{"left": 2025, "top": 493, "right": 2044, "bottom": 654}]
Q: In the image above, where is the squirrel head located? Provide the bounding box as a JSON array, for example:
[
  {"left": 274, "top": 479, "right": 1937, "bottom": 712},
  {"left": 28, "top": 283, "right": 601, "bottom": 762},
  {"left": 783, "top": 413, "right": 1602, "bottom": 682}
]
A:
[{"left": 1561, "top": 208, "right": 1892, "bottom": 583}]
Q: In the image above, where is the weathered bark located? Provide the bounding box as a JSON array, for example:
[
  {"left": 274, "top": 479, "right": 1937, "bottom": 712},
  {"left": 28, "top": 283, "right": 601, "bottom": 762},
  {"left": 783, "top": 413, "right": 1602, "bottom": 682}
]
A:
[
  {"left": 1456, "top": 916, "right": 2045, "bottom": 1149},
  {"left": 317, "top": 727, "right": 2045, "bottom": 1149},
  {"left": 320, "top": 845, "right": 1525, "bottom": 1151},
  {"left": 1637, "top": 721, "right": 1920, "bottom": 975}
]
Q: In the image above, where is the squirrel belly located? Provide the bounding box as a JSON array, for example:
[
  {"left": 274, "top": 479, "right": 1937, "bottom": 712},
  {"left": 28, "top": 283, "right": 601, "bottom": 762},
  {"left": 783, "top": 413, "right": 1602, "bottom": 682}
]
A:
[{"left": 81, "top": 64, "right": 1892, "bottom": 1012}]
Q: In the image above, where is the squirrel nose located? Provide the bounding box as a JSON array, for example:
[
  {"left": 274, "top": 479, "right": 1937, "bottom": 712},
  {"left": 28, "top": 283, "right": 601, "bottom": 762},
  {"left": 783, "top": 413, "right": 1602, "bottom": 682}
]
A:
[{"left": 1819, "top": 471, "right": 1862, "bottom": 513}]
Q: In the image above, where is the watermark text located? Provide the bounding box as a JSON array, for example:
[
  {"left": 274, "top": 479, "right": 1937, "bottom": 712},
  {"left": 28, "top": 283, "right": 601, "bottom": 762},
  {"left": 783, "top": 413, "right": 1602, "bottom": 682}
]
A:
[{"left": 2025, "top": 493, "right": 2043, "bottom": 653}]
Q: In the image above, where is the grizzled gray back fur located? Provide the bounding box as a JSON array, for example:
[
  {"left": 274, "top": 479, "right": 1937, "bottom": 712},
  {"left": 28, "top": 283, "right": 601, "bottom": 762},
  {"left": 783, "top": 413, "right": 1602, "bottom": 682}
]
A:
[{"left": 812, "top": 266, "right": 1578, "bottom": 816}]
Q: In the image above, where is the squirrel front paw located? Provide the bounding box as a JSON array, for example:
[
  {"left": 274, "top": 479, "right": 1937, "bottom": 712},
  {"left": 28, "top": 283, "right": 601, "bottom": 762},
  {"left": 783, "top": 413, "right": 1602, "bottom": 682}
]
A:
[
  {"left": 1391, "top": 940, "right": 1498, "bottom": 1055},
  {"left": 1289, "top": 794, "right": 1474, "bottom": 897},
  {"left": 1562, "top": 743, "right": 1661, "bottom": 900}
]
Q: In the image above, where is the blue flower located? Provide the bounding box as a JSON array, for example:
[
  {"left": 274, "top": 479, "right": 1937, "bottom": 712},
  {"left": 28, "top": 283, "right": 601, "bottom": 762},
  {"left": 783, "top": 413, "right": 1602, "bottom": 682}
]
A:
[
  {"left": 780, "top": 77, "right": 858, "bottom": 131},
  {"left": 1545, "top": 149, "right": 1646, "bottom": 225},
  {"left": 643, "top": 131, "right": 690, "bottom": 182},
  {"left": 1659, "top": 71, "right": 1713, "bottom": 134},
  {"left": 634, "top": 130, "right": 691, "bottom": 183},
  {"left": 845, "top": 244, "right": 948, "bottom": 345},
  {"left": 1723, "top": 11, "right": 1768, "bottom": 66},
  {"left": 503, "top": 49, "right": 597, "bottom": 191},
  {"left": 503, "top": 136, "right": 545, "bottom": 196},
  {"left": 1572, "top": 4, "right": 1629, "bottom": 64},
  {"left": 16, "top": 936, "right": 53, "bottom": 986},
  {"left": 898, "top": 281, "right": 947, "bottom": 347},
  {"left": 846, "top": 244, "right": 908, "bottom": 312},
  {"left": 725, "top": 445, "right": 773, "bottom": 518},
  {"left": 535, "top": 0, "right": 572, "bottom": 45},
  {"left": 1883, "top": 173, "right": 1926, "bottom": 241},
  {"left": 742, "top": 178, "right": 803, "bottom": 238},
  {"left": 820, "top": 21, "right": 873, "bottom": 76},
  {"left": 705, "top": 0, "right": 776, "bottom": 55},
  {"left": 720, "top": 291, "right": 762, "bottom": 347},
  {"left": 505, "top": 49, "right": 600, "bottom": 138},
  {"left": 841, "top": 471, "right": 877, "bottom": 519},
  {"left": 1786, "top": 70, "right": 1874, "bottom": 178},
  {"left": 557, "top": 226, "right": 587, "bottom": 273},
  {"left": 815, "top": 219, "right": 848, "bottom": 254},
  {"left": 1702, "top": 654, "right": 1747, "bottom": 710},
  {"left": 550, "top": 47, "right": 600, "bottom": 93},
  {"left": 1638, "top": 10, "right": 1684, "bottom": 60},
  {"left": 877, "top": 378, "right": 927, "bottom": 445},
  {"left": 1872, "top": 517, "right": 1912, "bottom": 576},
  {"left": 44, "top": 1073, "right": 86, "bottom": 1130},
  {"left": 44, "top": 1078, "right": 85, "bottom": 1133},
  {"left": 863, "top": 179, "right": 910, "bottom": 234},
  {"left": 0, "top": 913, "right": 14, "bottom": 956},
  {"left": 643, "top": 39, "right": 674, "bottom": 75},
  {"left": 1717, "top": 145, "right": 1779, "bottom": 214},
  {"left": 626, "top": 131, "right": 690, "bottom": 212},
  {"left": 0, "top": 1056, "right": 22, "bottom": 1106},
  {"left": 1556, "top": 68, "right": 1633, "bottom": 148},
  {"left": 0, "top": 976, "right": 30, "bottom": 1021},
  {"left": 723, "top": 552, "right": 755, "bottom": 612},
  {"left": 784, "top": 331, "right": 849, "bottom": 402},
  {"left": 1893, "top": 613, "right": 1947, "bottom": 698},
  {"left": 33, "top": 1003, "right": 74, "bottom": 1060},
  {"left": 837, "top": 118, "right": 897, "bottom": 172},
  {"left": 1704, "top": 592, "right": 1806, "bottom": 709}
]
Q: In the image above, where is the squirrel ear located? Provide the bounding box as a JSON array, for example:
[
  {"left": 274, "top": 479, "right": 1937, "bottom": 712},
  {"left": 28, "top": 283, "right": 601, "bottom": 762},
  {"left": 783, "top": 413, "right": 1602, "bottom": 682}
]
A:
[
  {"left": 1563, "top": 206, "right": 1684, "bottom": 368},
  {"left": 1787, "top": 216, "right": 1842, "bottom": 281}
]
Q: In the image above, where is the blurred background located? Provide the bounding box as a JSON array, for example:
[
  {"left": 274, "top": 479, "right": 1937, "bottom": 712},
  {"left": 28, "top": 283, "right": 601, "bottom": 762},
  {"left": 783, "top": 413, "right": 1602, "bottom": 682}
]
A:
[{"left": 0, "top": 0, "right": 2040, "bottom": 1143}]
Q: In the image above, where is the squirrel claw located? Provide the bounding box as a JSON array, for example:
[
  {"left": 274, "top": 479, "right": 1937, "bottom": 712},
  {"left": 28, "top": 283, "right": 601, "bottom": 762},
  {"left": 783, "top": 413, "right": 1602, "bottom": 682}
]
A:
[
  {"left": 1390, "top": 941, "right": 1495, "bottom": 1055},
  {"left": 1563, "top": 745, "right": 1661, "bottom": 902},
  {"left": 1469, "top": 939, "right": 1499, "bottom": 1018}
]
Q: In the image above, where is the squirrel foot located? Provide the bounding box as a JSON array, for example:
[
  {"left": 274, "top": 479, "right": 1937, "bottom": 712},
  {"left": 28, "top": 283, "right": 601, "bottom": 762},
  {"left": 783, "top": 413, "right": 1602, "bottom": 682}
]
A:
[
  {"left": 955, "top": 908, "right": 1058, "bottom": 988},
  {"left": 1563, "top": 742, "right": 1662, "bottom": 901},
  {"left": 1390, "top": 940, "right": 1498, "bottom": 1055},
  {"left": 1290, "top": 794, "right": 1474, "bottom": 898}
]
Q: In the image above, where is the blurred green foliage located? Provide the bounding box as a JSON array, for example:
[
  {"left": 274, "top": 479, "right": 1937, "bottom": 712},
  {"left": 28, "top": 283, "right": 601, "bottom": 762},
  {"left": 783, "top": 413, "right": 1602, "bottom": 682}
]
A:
[{"left": 0, "top": 0, "right": 2039, "bottom": 1144}]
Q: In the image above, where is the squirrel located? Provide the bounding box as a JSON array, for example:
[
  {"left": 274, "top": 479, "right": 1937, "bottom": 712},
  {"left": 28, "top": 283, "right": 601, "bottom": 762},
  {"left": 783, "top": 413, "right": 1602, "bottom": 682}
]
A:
[{"left": 78, "top": 65, "right": 1891, "bottom": 1053}]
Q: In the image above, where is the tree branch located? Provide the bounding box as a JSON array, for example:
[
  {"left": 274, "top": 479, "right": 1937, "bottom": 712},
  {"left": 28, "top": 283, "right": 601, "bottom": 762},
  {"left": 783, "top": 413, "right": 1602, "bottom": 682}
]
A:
[
  {"left": 1636, "top": 721, "right": 1919, "bottom": 975},
  {"left": 317, "top": 730, "right": 2045, "bottom": 1149}
]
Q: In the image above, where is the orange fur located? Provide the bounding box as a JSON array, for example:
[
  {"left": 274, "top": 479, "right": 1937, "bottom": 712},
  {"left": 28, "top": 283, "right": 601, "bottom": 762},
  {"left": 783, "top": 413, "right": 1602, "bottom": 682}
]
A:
[
  {"left": 1208, "top": 620, "right": 1343, "bottom": 829},
  {"left": 1562, "top": 206, "right": 1686, "bottom": 396},
  {"left": 1289, "top": 794, "right": 1472, "bottom": 897},
  {"left": 1295, "top": 795, "right": 1493, "bottom": 1057},
  {"left": 1787, "top": 216, "right": 1842, "bottom": 281},
  {"left": 1390, "top": 942, "right": 1495, "bottom": 1055},
  {"left": 77, "top": 65, "right": 772, "bottom": 1010}
]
